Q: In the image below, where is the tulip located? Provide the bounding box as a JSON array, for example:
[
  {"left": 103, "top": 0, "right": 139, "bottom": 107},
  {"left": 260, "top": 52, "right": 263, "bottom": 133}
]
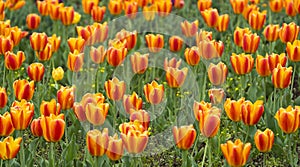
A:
[
  {"left": 274, "top": 106, "right": 300, "bottom": 134},
  {"left": 124, "top": 1, "right": 138, "bottom": 19},
  {"left": 233, "top": 27, "right": 251, "bottom": 47},
  {"left": 224, "top": 98, "right": 245, "bottom": 122},
  {"left": 40, "top": 99, "right": 61, "bottom": 116},
  {"left": 57, "top": 86, "right": 75, "bottom": 110},
  {"left": 106, "top": 40, "right": 128, "bottom": 67},
  {"left": 230, "top": 53, "right": 254, "bottom": 75},
  {"left": 242, "top": 33, "right": 260, "bottom": 53},
  {"left": 197, "top": 0, "right": 212, "bottom": 12},
  {"left": 91, "top": 6, "right": 106, "bottom": 22},
  {"left": 207, "top": 62, "right": 228, "bottom": 86},
  {"left": 130, "top": 52, "right": 149, "bottom": 74},
  {"left": 285, "top": 0, "right": 297, "bottom": 17},
  {"left": 47, "top": 34, "right": 61, "bottom": 52},
  {"left": 193, "top": 101, "right": 212, "bottom": 121},
  {"left": 67, "top": 50, "right": 84, "bottom": 72},
  {"left": 256, "top": 55, "right": 271, "bottom": 77},
  {"left": 13, "top": 79, "right": 35, "bottom": 101},
  {"left": 30, "top": 32, "right": 48, "bottom": 51},
  {"left": 208, "top": 88, "right": 225, "bottom": 105},
  {"left": 59, "top": 6, "right": 75, "bottom": 26},
  {"left": 6, "top": 26, "right": 28, "bottom": 46},
  {"left": 268, "top": 53, "right": 287, "bottom": 71},
  {"left": 119, "top": 120, "right": 145, "bottom": 135},
  {"left": 10, "top": 99, "right": 34, "bottom": 130},
  {"left": 0, "top": 20, "right": 10, "bottom": 36},
  {"left": 196, "top": 30, "right": 212, "bottom": 44},
  {"left": 73, "top": 102, "right": 86, "bottom": 122},
  {"left": 241, "top": 100, "right": 264, "bottom": 125},
  {"left": 88, "top": 22, "right": 108, "bottom": 44},
  {"left": 216, "top": 14, "right": 230, "bottom": 32},
  {"left": 35, "top": 43, "right": 53, "bottom": 61},
  {"left": 26, "top": 13, "right": 41, "bottom": 30},
  {"left": 142, "top": 4, "right": 157, "bottom": 21},
  {"left": 263, "top": 24, "right": 280, "bottom": 42},
  {"left": 106, "top": 134, "right": 123, "bottom": 161},
  {"left": 172, "top": 125, "right": 196, "bottom": 150},
  {"left": 86, "top": 103, "right": 109, "bottom": 126},
  {"left": 90, "top": 45, "right": 106, "bottom": 64},
  {"left": 286, "top": 40, "right": 300, "bottom": 62},
  {"left": 36, "top": 1, "right": 49, "bottom": 16},
  {"left": 242, "top": 4, "right": 259, "bottom": 20},
  {"left": 4, "top": 51, "right": 25, "bottom": 70},
  {"left": 27, "top": 62, "right": 45, "bottom": 82},
  {"left": 123, "top": 92, "right": 143, "bottom": 114},
  {"left": 0, "top": 87, "right": 8, "bottom": 108},
  {"left": 0, "top": 36, "right": 13, "bottom": 55},
  {"left": 254, "top": 128, "right": 274, "bottom": 152},
  {"left": 76, "top": 25, "right": 92, "bottom": 42},
  {"left": 279, "top": 22, "right": 299, "bottom": 43},
  {"left": 248, "top": 10, "right": 266, "bottom": 30},
  {"left": 198, "top": 40, "right": 222, "bottom": 60},
  {"left": 156, "top": 0, "right": 172, "bottom": 17},
  {"left": 145, "top": 34, "right": 164, "bottom": 53},
  {"left": 201, "top": 8, "right": 219, "bottom": 28},
  {"left": 5, "top": 0, "right": 25, "bottom": 11},
  {"left": 67, "top": 37, "right": 85, "bottom": 53},
  {"left": 0, "top": 136, "right": 22, "bottom": 160},
  {"left": 82, "top": 0, "right": 99, "bottom": 14},
  {"left": 130, "top": 109, "right": 150, "bottom": 129},
  {"left": 30, "top": 118, "right": 43, "bottom": 137},
  {"left": 49, "top": 3, "right": 63, "bottom": 21},
  {"left": 181, "top": 20, "right": 198, "bottom": 37},
  {"left": 184, "top": 46, "right": 200, "bottom": 66},
  {"left": 108, "top": 0, "right": 122, "bottom": 15},
  {"left": 164, "top": 57, "right": 181, "bottom": 70},
  {"left": 295, "top": 0, "right": 300, "bottom": 13},
  {"left": 169, "top": 36, "right": 184, "bottom": 52},
  {"left": 72, "top": 12, "right": 81, "bottom": 24},
  {"left": 230, "top": 0, "right": 246, "bottom": 14},
  {"left": 143, "top": 81, "right": 164, "bottom": 104},
  {"left": 173, "top": 0, "right": 184, "bottom": 8},
  {"left": 221, "top": 139, "right": 251, "bottom": 167},
  {"left": 166, "top": 67, "right": 188, "bottom": 88},
  {"left": 269, "top": 0, "right": 283, "bottom": 12},
  {"left": 272, "top": 64, "right": 292, "bottom": 89},
  {"left": 0, "top": 112, "right": 14, "bottom": 136},
  {"left": 115, "top": 29, "right": 137, "bottom": 50},
  {"left": 198, "top": 107, "right": 221, "bottom": 137},
  {"left": 104, "top": 77, "right": 126, "bottom": 101},
  {"left": 52, "top": 66, "right": 64, "bottom": 81},
  {"left": 40, "top": 114, "right": 65, "bottom": 142}
]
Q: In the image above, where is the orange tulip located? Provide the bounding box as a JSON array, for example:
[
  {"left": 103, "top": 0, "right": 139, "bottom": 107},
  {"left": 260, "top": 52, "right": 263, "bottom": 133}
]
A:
[
  {"left": 52, "top": 66, "right": 64, "bottom": 81},
  {"left": 104, "top": 77, "right": 126, "bottom": 101},
  {"left": 0, "top": 36, "right": 13, "bottom": 55},
  {"left": 201, "top": 8, "right": 219, "bottom": 27},
  {"left": 91, "top": 6, "right": 106, "bottom": 22},
  {"left": 198, "top": 107, "right": 221, "bottom": 137},
  {"left": 156, "top": 0, "right": 172, "bottom": 17},
  {"left": 172, "top": 125, "right": 196, "bottom": 150},
  {"left": 207, "top": 62, "right": 228, "bottom": 86},
  {"left": 85, "top": 103, "right": 109, "bottom": 126},
  {"left": 82, "top": 0, "right": 99, "bottom": 14},
  {"left": 224, "top": 98, "right": 245, "bottom": 122},
  {"left": 216, "top": 14, "right": 230, "bottom": 32},
  {"left": 0, "top": 136, "right": 22, "bottom": 160},
  {"left": 221, "top": 139, "right": 251, "bottom": 167},
  {"left": 4, "top": 51, "right": 25, "bottom": 70},
  {"left": 0, "top": 20, "right": 10, "bottom": 36},
  {"left": 173, "top": 0, "right": 184, "bottom": 9},
  {"left": 0, "top": 112, "right": 14, "bottom": 136},
  {"left": 295, "top": 0, "right": 300, "bottom": 13},
  {"left": 40, "top": 114, "right": 65, "bottom": 142},
  {"left": 184, "top": 46, "right": 200, "bottom": 66},
  {"left": 30, "top": 32, "right": 48, "bottom": 51},
  {"left": 285, "top": 0, "right": 297, "bottom": 16},
  {"left": 165, "top": 67, "right": 188, "bottom": 88},
  {"left": 87, "top": 22, "right": 108, "bottom": 44},
  {"left": 164, "top": 57, "right": 181, "bottom": 70},
  {"left": 47, "top": 34, "right": 61, "bottom": 52},
  {"left": 130, "top": 109, "right": 150, "bottom": 129},
  {"left": 274, "top": 106, "right": 300, "bottom": 134},
  {"left": 272, "top": 64, "right": 292, "bottom": 89},
  {"left": 198, "top": 40, "right": 223, "bottom": 59},
  {"left": 27, "top": 62, "right": 45, "bottom": 82},
  {"left": 254, "top": 128, "right": 274, "bottom": 152},
  {"left": 40, "top": 99, "right": 61, "bottom": 116},
  {"left": 193, "top": 100, "right": 212, "bottom": 121},
  {"left": 269, "top": 0, "right": 283, "bottom": 12},
  {"left": 143, "top": 81, "right": 164, "bottom": 104},
  {"left": 0, "top": 87, "right": 8, "bottom": 108},
  {"left": 123, "top": 92, "right": 143, "bottom": 114},
  {"left": 73, "top": 102, "right": 86, "bottom": 122},
  {"left": 181, "top": 20, "right": 198, "bottom": 37},
  {"left": 231, "top": 53, "right": 254, "bottom": 75},
  {"left": 256, "top": 55, "right": 272, "bottom": 77},
  {"left": 107, "top": 40, "right": 128, "bottom": 67},
  {"left": 196, "top": 30, "right": 213, "bottom": 44},
  {"left": 142, "top": 4, "right": 157, "bottom": 21},
  {"left": 268, "top": 53, "right": 287, "bottom": 71},
  {"left": 36, "top": 1, "right": 49, "bottom": 16},
  {"left": 169, "top": 36, "right": 184, "bottom": 52},
  {"left": 67, "top": 36, "right": 85, "bottom": 53},
  {"left": 233, "top": 27, "right": 251, "bottom": 47},
  {"left": 90, "top": 45, "right": 106, "bottom": 64},
  {"left": 197, "top": 0, "right": 212, "bottom": 12},
  {"left": 57, "top": 86, "right": 75, "bottom": 110},
  {"left": 119, "top": 120, "right": 145, "bottom": 134},
  {"left": 106, "top": 134, "right": 124, "bottom": 161},
  {"left": 30, "top": 118, "right": 43, "bottom": 137},
  {"left": 286, "top": 40, "right": 300, "bottom": 62},
  {"left": 67, "top": 50, "right": 84, "bottom": 72},
  {"left": 242, "top": 4, "right": 259, "bottom": 20},
  {"left": 241, "top": 100, "right": 264, "bottom": 125},
  {"left": 124, "top": 1, "right": 138, "bottom": 19},
  {"left": 26, "top": 13, "right": 41, "bottom": 30},
  {"left": 59, "top": 6, "right": 75, "bottom": 26},
  {"left": 208, "top": 88, "right": 225, "bottom": 105},
  {"left": 279, "top": 22, "right": 299, "bottom": 43},
  {"left": 35, "top": 43, "right": 53, "bottom": 61},
  {"left": 76, "top": 25, "right": 92, "bottom": 41},
  {"left": 6, "top": 26, "right": 28, "bottom": 46},
  {"left": 130, "top": 52, "right": 149, "bottom": 74},
  {"left": 13, "top": 79, "right": 34, "bottom": 101},
  {"left": 115, "top": 29, "right": 137, "bottom": 50},
  {"left": 49, "top": 3, "right": 63, "bottom": 21},
  {"left": 145, "top": 34, "right": 164, "bottom": 53},
  {"left": 230, "top": 0, "right": 246, "bottom": 14},
  {"left": 263, "top": 24, "right": 280, "bottom": 42},
  {"left": 248, "top": 10, "right": 266, "bottom": 30},
  {"left": 242, "top": 33, "right": 260, "bottom": 53},
  {"left": 5, "top": 0, "right": 25, "bottom": 11},
  {"left": 108, "top": 0, "right": 122, "bottom": 15},
  {"left": 10, "top": 99, "right": 34, "bottom": 130}
]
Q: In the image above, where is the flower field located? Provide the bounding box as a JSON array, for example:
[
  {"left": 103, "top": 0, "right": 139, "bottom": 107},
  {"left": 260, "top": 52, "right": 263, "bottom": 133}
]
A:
[{"left": 0, "top": 0, "right": 300, "bottom": 166}]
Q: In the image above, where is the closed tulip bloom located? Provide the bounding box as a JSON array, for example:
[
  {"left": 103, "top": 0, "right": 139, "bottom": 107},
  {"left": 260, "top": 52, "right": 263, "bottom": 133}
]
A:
[
  {"left": 40, "top": 114, "right": 65, "bottom": 142},
  {"left": 145, "top": 34, "right": 164, "bottom": 53},
  {"left": 197, "top": 0, "right": 212, "bottom": 12},
  {"left": 285, "top": 0, "right": 296, "bottom": 16},
  {"left": 90, "top": 45, "right": 106, "bottom": 64},
  {"left": 30, "top": 118, "right": 43, "bottom": 137},
  {"left": 224, "top": 98, "right": 245, "bottom": 122},
  {"left": 6, "top": 26, "right": 28, "bottom": 46},
  {"left": 10, "top": 99, "right": 34, "bottom": 130},
  {"left": 166, "top": 67, "right": 188, "bottom": 88},
  {"left": 40, "top": 99, "right": 61, "bottom": 116},
  {"left": 230, "top": 0, "right": 246, "bottom": 14},
  {"left": 248, "top": 10, "right": 266, "bottom": 30},
  {"left": 254, "top": 129, "right": 274, "bottom": 152},
  {"left": 196, "top": 30, "right": 213, "bottom": 44},
  {"left": 198, "top": 40, "right": 221, "bottom": 60},
  {"left": 91, "top": 6, "right": 106, "bottom": 22},
  {"left": 198, "top": 107, "right": 221, "bottom": 137},
  {"left": 256, "top": 55, "right": 271, "bottom": 77},
  {"left": 269, "top": 0, "right": 283, "bottom": 12},
  {"left": 156, "top": 0, "right": 172, "bottom": 17},
  {"left": 82, "top": 0, "right": 99, "bottom": 14},
  {"left": 241, "top": 100, "right": 264, "bottom": 125},
  {"left": 67, "top": 50, "right": 84, "bottom": 72},
  {"left": 13, "top": 79, "right": 35, "bottom": 101},
  {"left": 76, "top": 25, "right": 92, "bottom": 41},
  {"left": 26, "top": 13, "right": 41, "bottom": 30},
  {"left": 184, "top": 47, "right": 200, "bottom": 66},
  {"left": 88, "top": 22, "right": 108, "bottom": 44},
  {"left": 0, "top": 136, "right": 22, "bottom": 160},
  {"left": 124, "top": 1, "right": 138, "bottom": 19},
  {"left": 208, "top": 88, "right": 225, "bottom": 105},
  {"left": 86, "top": 103, "right": 109, "bottom": 126},
  {"left": 115, "top": 29, "right": 137, "bottom": 50},
  {"left": 216, "top": 14, "right": 230, "bottom": 32},
  {"left": 130, "top": 52, "right": 149, "bottom": 74},
  {"left": 173, "top": 125, "right": 196, "bottom": 150},
  {"left": 35, "top": 43, "right": 52, "bottom": 61},
  {"left": 286, "top": 40, "right": 300, "bottom": 62},
  {"left": 268, "top": 53, "right": 287, "bottom": 71},
  {"left": 242, "top": 4, "right": 259, "bottom": 20},
  {"left": 0, "top": 36, "right": 13, "bottom": 55},
  {"left": 36, "top": 1, "right": 49, "bottom": 16},
  {"left": 27, "top": 63, "right": 45, "bottom": 82},
  {"left": 263, "top": 24, "right": 280, "bottom": 42},
  {"left": 73, "top": 103, "right": 86, "bottom": 122},
  {"left": 0, "top": 112, "right": 15, "bottom": 136},
  {"left": 68, "top": 37, "right": 85, "bottom": 53},
  {"left": 108, "top": 0, "right": 122, "bottom": 15},
  {"left": 4, "top": 51, "right": 25, "bottom": 70},
  {"left": 143, "top": 81, "right": 164, "bottom": 104},
  {"left": 242, "top": 33, "right": 260, "bottom": 53},
  {"left": 143, "top": 4, "right": 157, "bottom": 21},
  {"left": 201, "top": 8, "right": 219, "bottom": 28},
  {"left": 59, "top": 6, "right": 75, "bottom": 26},
  {"left": 104, "top": 77, "right": 126, "bottom": 101},
  {"left": 52, "top": 66, "right": 64, "bottom": 81},
  {"left": 130, "top": 109, "right": 150, "bottom": 129},
  {"left": 221, "top": 139, "right": 251, "bottom": 167},
  {"left": 279, "top": 22, "right": 300, "bottom": 43},
  {"left": 207, "top": 62, "right": 228, "bottom": 86},
  {"left": 123, "top": 92, "right": 143, "bottom": 114},
  {"left": 57, "top": 86, "right": 75, "bottom": 110},
  {"left": 47, "top": 34, "right": 61, "bottom": 52},
  {"left": 106, "top": 134, "right": 124, "bottom": 161},
  {"left": 30, "top": 32, "right": 48, "bottom": 51},
  {"left": 272, "top": 64, "right": 292, "bottom": 89},
  {"left": 164, "top": 57, "right": 181, "bottom": 70},
  {"left": 49, "top": 3, "right": 63, "bottom": 21},
  {"left": 274, "top": 106, "right": 300, "bottom": 134},
  {"left": 107, "top": 40, "right": 128, "bottom": 67},
  {"left": 0, "top": 87, "right": 8, "bottom": 108},
  {"left": 181, "top": 20, "right": 198, "bottom": 37},
  {"left": 193, "top": 100, "right": 212, "bottom": 121},
  {"left": 169, "top": 36, "right": 183, "bottom": 52},
  {"left": 233, "top": 27, "right": 251, "bottom": 47}
]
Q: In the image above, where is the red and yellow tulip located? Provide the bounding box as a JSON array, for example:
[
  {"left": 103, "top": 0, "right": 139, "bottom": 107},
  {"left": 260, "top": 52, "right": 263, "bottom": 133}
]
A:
[
  {"left": 184, "top": 46, "right": 200, "bottom": 66},
  {"left": 30, "top": 118, "right": 43, "bottom": 137},
  {"left": 57, "top": 86, "right": 75, "bottom": 110},
  {"left": 13, "top": 79, "right": 35, "bottom": 101},
  {"left": 4, "top": 51, "right": 25, "bottom": 70},
  {"left": 0, "top": 36, "right": 13, "bottom": 55},
  {"left": 263, "top": 24, "right": 280, "bottom": 42},
  {"left": 156, "top": 0, "right": 172, "bottom": 17},
  {"left": 241, "top": 100, "right": 264, "bottom": 125},
  {"left": 208, "top": 88, "right": 225, "bottom": 105},
  {"left": 115, "top": 29, "right": 137, "bottom": 50},
  {"left": 248, "top": 10, "right": 266, "bottom": 30},
  {"left": 124, "top": 1, "right": 138, "bottom": 19},
  {"left": 36, "top": 1, "right": 49, "bottom": 16},
  {"left": 172, "top": 125, "right": 196, "bottom": 150},
  {"left": 10, "top": 99, "right": 34, "bottom": 130},
  {"left": 0, "top": 87, "right": 8, "bottom": 109},
  {"left": 193, "top": 100, "right": 212, "bottom": 121},
  {"left": 256, "top": 55, "right": 272, "bottom": 77},
  {"left": 224, "top": 98, "right": 245, "bottom": 122},
  {"left": 275, "top": 106, "right": 300, "bottom": 133},
  {"left": 230, "top": 53, "right": 254, "bottom": 75},
  {"left": 123, "top": 92, "right": 143, "bottom": 114},
  {"left": 165, "top": 67, "right": 188, "bottom": 88},
  {"left": 269, "top": 0, "right": 283, "bottom": 12},
  {"left": 26, "top": 13, "right": 41, "bottom": 30},
  {"left": 197, "top": 0, "right": 212, "bottom": 12},
  {"left": 27, "top": 63, "right": 45, "bottom": 82},
  {"left": 242, "top": 33, "right": 260, "bottom": 53},
  {"left": 197, "top": 107, "right": 221, "bottom": 138},
  {"left": 82, "top": 0, "right": 99, "bottom": 14},
  {"left": 286, "top": 40, "right": 300, "bottom": 62},
  {"left": 35, "top": 43, "right": 53, "bottom": 61},
  {"left": 279, "top": 22, "right": 299, "bottom": 43},
  {"left": 90, "top": 45, "right": 106, "bottom": 64},
  {"left": 40, "top": 99, "right": 61, "bottom": 116},
  {"left": 130, "top": 109, "right": 150, "bottom": 129},
  {"left": 106, "top": 134, "right": 123, "bottom": 161},
  {"left": 106, "top": 39, "right": 128, "bottom": 67},
  {"left": 91, "top": 6, "right": 106, "bottom": 22},
  {"left": 130, "top": 52, "right": 149, "bottom": 74},
  {"left": 40, "top": 114, "right": 65, "bottom": 142},
  {"left": 67, "top": 37, "right": 85, "bottom": 53},
  {"left": 207, "top": 62, "right": 228, "bottom": 86},
  {"left": 272, "top": 64, "right": 292, "bottom": 89},
  {"left": 201, "top": 8, "right": 219, "bottom": 27},
  {"left": 85, "top": 103, "right": 109, "bottom": 126},
  {"left": 0, "top": 136, "right": 22, "bottom": 160},
  {"left": 104, "top": 77, "right": 126, "bottom": 101},
  {"left": 216, "top": 14, "right": 230, "bottom": 32},
  {"left": 230, "top": 0, "right": 246, "bottom": 14},
  {"left": 233, "top": 27, "right": 251, "bottom": 47},
  {"left": 268, "top": 53, "right": 287, "bottom": 71},
  {"left": 0, "top": 112, "right": 14, "bottom": 136},
  {"left": 143, "top": 81, "right": 164, "bottom": 105},
  {"left": 181, "top": 20, "right": 198, "bottom": 37},
  {"left": 30, "top": 32, "right": 48, "bottom": 51},
  {"left": 169, "top": 36, "right": 184, "bottom": 52},
  {"left": 145, "top": 34, "right": 164, "bottom": 53},
  {"left": 48, "top": 34, "right": 61, "bottom": 52},
  {"left": 254, "top": 128, "right": 274, "bottom": 152},
  {"left": 67, "top": 50, "right": 84, "bottom": 72},
  {"left": 108, "top": 0, "right": 122, "bottom": 15}
]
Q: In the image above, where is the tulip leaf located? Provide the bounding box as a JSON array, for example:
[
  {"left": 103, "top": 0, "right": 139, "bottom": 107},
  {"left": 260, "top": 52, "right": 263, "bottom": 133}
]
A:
[{"left": 62, "top": 134, "right": 78, "bottom": 165}]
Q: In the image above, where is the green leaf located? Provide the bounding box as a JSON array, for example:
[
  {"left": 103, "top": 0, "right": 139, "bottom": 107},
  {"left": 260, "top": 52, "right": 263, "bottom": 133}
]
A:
[{"left": 62, "top": 134, "right": 78, "bottom": 164}]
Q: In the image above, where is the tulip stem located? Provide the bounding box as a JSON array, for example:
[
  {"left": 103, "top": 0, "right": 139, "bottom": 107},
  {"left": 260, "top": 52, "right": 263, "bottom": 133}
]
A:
[
  {"left": 288, "top": 134, "right": 294, "bottom": 166},
  {"left": 208, "top": 138, "right": 212, "bottom": 167},
  {"left": 201, "top": 139, "right": 208, "bottom": 167},
  {"left": 263, "top": 153, "right": 267, "bottom": 167},
  {"left": 244, "top": 126, "right": 250, "bottom": 142},
  {"left": 290, "top": 63, "right": 296, "bottom": 105},
  {"left": 2, "top": 64, "right": 5, "bottom": 87},
  {"left": 20, "top": 131, "right": 25, "bottom": 167},
  {"left": 49, "top": 142, "right": 55, "bottom": 167},
  {"left": 263, "top": 77, "right": 268, "bottom": 127},
  {"left": 0, "top": 159, "right": 2, "bottom": 167},
  {"left": 182, "top": 150, "right": 188, "bottom": 167}
]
